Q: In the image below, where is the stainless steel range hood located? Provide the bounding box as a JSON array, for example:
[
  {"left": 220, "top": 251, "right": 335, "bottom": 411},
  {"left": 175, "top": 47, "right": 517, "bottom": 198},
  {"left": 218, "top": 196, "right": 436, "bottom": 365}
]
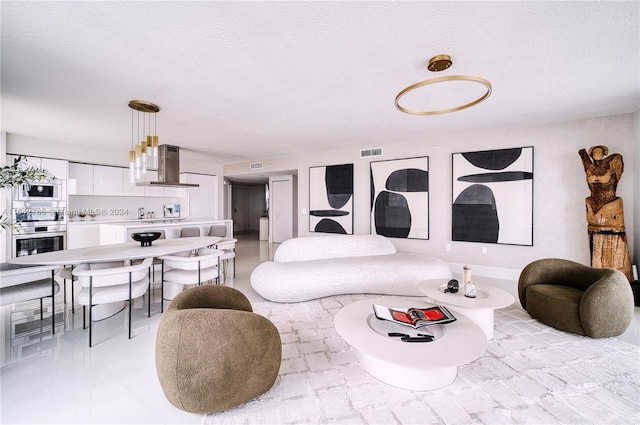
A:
[{"left": 136, "top": 145, "right": 199, "bottom": 188}]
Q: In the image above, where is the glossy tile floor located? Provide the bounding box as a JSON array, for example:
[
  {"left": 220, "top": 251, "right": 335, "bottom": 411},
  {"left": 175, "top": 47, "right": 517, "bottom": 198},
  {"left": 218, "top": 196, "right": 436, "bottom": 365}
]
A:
[{"left": 0, "top": 231, "right": 272, "bottom": 424}]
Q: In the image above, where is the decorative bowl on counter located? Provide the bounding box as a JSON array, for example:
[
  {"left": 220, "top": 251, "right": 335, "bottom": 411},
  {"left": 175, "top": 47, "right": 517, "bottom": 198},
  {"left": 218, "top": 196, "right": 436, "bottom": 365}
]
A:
[{"left": 131, "top": 232, "right": 162, "bottom": 247}]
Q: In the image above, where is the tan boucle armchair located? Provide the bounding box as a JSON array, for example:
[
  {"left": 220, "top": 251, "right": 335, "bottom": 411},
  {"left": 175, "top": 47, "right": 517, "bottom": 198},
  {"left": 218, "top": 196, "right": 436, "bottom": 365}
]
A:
[
  {"left": 518, "top": 258, "right": 634, "bottom": 338},
  {"left": 155, "top": 285, "right": 281, "bottom": 413}
]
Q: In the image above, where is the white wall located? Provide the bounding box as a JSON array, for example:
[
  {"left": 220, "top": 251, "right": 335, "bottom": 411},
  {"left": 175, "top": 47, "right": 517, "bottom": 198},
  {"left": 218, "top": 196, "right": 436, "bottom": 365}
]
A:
[{"left": 225, "top": 113, "right": 636, "bottom": 277}]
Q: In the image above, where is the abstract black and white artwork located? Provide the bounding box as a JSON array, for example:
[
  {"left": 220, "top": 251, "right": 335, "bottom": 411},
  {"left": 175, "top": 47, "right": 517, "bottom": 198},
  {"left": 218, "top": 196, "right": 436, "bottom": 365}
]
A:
[
  {"left": 452, "top": 147, "right": 533, "bottom": 246},
  {"left": 370, "top": 157, "right": 429, "bottom": 239},
  {"left": 309, "top": 163, "right": 353, "bottom": 234}
]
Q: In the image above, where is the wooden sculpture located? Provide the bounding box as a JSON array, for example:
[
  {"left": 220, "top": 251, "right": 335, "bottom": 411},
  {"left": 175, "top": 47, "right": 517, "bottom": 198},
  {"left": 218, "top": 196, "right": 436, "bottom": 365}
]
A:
[{"left": 579, "top": 145, "right": 633, "bottom": 281}]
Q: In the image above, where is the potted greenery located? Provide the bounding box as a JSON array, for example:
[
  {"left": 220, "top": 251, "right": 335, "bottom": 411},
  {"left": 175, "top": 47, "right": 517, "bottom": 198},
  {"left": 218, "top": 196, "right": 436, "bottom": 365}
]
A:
[{"left": 1, "top": 155, "right": 55, "bottom": 230}]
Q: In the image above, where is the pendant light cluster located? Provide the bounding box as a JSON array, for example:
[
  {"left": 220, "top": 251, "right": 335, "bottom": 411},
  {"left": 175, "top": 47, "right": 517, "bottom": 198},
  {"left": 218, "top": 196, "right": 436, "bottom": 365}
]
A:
[{"left": 128, "top": 100, "right": 160, "bottom": 183}]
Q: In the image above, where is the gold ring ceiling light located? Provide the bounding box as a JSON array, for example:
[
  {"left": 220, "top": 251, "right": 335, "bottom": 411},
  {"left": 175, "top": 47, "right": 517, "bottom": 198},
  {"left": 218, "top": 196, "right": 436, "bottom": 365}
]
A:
[
  {"left": 395, "top": 55, "right": 492, "bottom": 115},
  {"left": 128, "top": 100, "right": 160, "bottom": 183}
]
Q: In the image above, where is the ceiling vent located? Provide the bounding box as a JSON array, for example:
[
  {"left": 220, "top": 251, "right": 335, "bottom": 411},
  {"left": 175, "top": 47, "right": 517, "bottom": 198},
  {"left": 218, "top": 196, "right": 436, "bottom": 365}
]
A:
[
  {"left": 250, "top": 162, "right": 264, "bottom": 170},
  {"left": 360, "top": 147, "right": 383, "bottom": 158}
]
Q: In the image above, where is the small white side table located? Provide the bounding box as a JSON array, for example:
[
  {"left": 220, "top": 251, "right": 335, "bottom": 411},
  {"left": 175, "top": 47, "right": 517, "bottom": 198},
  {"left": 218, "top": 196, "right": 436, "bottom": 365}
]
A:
[
  {"left": 334, "top": 296, "right": 487, "bottom": 391},
  {"left": 418, "top": 279, "right": 514, "bottom": 340},
  {"left": 259, "top": 217, "right": 269, "bottom": 241}
]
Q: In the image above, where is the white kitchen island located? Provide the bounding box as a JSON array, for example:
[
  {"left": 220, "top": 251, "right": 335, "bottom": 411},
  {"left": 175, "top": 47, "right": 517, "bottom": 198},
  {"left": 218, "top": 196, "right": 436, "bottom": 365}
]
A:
[{"left": 98, "top": 219, "right": 232, "bottom": 244}]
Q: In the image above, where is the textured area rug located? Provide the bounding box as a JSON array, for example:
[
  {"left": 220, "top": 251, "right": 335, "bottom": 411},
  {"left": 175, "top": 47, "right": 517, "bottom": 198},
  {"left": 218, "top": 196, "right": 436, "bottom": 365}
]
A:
[{"left": 204, "top": 294, "right": 640, "bottom": 425}]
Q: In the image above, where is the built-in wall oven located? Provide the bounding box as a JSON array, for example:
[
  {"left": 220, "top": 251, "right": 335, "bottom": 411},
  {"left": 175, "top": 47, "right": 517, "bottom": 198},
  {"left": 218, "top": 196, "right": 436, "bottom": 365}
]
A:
[
  {"left": 11, "top": 196, "right": 67, "bottom": 258},
  {"left": 13, "top": 231, "right": 66, "bottom": 258}
]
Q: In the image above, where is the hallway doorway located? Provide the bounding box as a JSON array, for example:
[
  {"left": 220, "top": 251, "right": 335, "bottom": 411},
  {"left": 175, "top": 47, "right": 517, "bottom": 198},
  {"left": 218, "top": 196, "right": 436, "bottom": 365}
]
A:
[{"left": 231, "top": 183, "right": 267, "bottom": 234}]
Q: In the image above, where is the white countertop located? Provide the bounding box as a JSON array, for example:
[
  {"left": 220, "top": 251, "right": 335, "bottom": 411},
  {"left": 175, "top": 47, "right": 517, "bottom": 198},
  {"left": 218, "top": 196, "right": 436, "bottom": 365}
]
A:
[
  {"left": 9, "top": 237, "right": 221, "bottom": 266},
  {"left": 67, "top": 217, "right": 221, "bottom": 226},
  {"left": 96, "top": 219, "right": 231, "bottom": 244},
  {"left": 99, "top": 218, "right": 229, "bottom": 229}
]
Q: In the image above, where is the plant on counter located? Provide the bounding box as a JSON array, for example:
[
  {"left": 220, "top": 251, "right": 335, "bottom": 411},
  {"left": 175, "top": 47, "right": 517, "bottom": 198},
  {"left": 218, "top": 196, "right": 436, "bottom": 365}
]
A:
[{"left": 1, "top": 155, "right": 56, "bottom": 230}]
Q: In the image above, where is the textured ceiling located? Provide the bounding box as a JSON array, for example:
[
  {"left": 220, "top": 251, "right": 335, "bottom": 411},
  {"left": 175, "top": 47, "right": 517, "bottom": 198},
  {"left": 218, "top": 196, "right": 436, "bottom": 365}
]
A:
[{"left": 1, "top": 1, "right": 639, "bottom": 165}]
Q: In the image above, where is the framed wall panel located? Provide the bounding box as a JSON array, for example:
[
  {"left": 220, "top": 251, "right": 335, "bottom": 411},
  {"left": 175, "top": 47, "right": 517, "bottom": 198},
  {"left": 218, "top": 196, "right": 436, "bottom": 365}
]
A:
[
  {"left": 309, "top": 163, "right": 353, "bottom": 234},
  {"left": 452, "top": 147, "right": 534, "bottom": 246},
  {"left": 370, "top": 156, "right": 429, "bottom": 239}
]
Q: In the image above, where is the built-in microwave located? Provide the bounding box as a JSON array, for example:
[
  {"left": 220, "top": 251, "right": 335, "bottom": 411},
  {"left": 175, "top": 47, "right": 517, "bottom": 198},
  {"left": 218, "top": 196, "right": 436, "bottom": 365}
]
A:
[{"left": 13, "top": 180, "right": 64, "bottom": 202}]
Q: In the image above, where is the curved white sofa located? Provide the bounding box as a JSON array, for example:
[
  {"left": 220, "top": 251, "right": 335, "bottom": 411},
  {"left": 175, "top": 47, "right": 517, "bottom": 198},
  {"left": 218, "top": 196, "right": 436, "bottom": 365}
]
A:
[{"left": 250, "top": 234, "right": 452, "bottom": 302}]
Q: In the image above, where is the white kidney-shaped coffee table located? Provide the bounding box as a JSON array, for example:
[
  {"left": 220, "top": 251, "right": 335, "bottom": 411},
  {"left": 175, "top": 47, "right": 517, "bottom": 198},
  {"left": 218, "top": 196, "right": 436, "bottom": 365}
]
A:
[
  {"left": 334, "top": 296, "right": 487, "bottom": 391},
  {"left": 418, "top": 279, "right": 515, "bottom": 341}
]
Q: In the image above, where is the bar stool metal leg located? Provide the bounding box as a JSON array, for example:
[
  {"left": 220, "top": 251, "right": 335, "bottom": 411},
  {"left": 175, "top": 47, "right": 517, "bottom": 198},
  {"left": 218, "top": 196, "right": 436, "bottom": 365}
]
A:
[
  {"left": 51, "top": 270, "right": 55, "bottom": 334},
  {"left": 217, "top": 257, "right": 221, "bottom": 285},
  {"left": 147, "top": 271, "right": 151, "bottom": 318},
  {"left": 89, "top": 277, "right": 93, "bottom": 347},
  {"left": 128, "top": 271, "right": 133, "bottom": 339},
  {"left": 161, "top": 260, "right": 165, "bottom": 313},
  {"left": 71, "top": 265, "right": 76, "bottom": 314}
]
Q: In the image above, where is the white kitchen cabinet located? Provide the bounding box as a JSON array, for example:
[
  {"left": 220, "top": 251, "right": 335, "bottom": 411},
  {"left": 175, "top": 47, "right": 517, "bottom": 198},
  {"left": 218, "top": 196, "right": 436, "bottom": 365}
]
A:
[
  {"left": 141, "top": 170, "right": 164, "bottom": 197},
  {"left": 122, "top": 168, "right": 145, "bottom": 196},
  {"left": 8, "top": 155, "right": 68, "bottom": 180},
  {"left": 22, "top": 156, "right": 40, "bottom": 168},
  {"left": 93, "top": 165, "right": 123, "bottom": 196},
  {"left": 67, "top": 224, "right": 99, "bottom": 249},
  {"left": 68, "top": 162, "right": 94, "bottom": 195},
  {"left": 41, "top": 158, "right": 68, "bottom": 180},
  {"left": 181, "top": 173, "right": 217, "bottom": 218},
  {"left": 69, "top": 163, "right": 178, "bottom": 198}
]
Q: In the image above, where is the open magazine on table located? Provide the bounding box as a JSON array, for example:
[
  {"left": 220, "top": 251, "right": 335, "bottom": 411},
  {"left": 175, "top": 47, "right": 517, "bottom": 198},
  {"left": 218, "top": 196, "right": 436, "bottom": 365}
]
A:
[{"left": 372, "top": 303, "right": 457, "bottom": 328}]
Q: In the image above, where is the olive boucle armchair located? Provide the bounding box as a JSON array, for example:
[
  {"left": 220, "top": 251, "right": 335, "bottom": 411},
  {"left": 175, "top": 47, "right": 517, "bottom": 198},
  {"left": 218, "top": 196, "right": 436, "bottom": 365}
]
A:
[
  {"left": 518, "top": 258, "right": 634, "bottom": 338},
  {"left": 155, "top": 285, "right": 282, "bottom": 413}
]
